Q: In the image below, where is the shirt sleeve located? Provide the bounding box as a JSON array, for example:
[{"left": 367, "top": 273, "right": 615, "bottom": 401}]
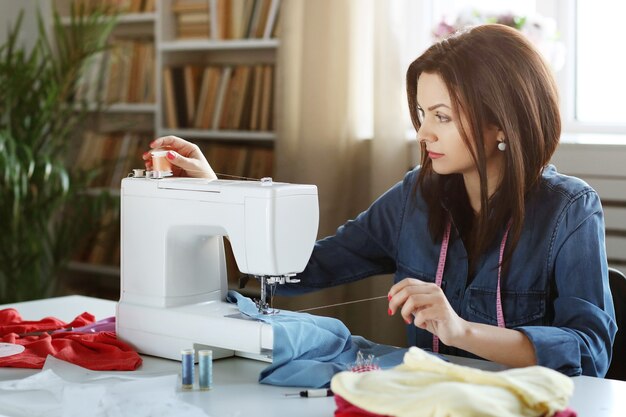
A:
[
  {"left": 279, "top": 170, "right": 417, "bottom": 295},
  {"left": 517, "top": 190, "right": 617, "bottom": 377}
]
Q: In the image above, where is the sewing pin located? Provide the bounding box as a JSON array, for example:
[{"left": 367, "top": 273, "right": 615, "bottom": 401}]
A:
[{"left": 285, "top": 389, "right": 334, "bottom": 398}]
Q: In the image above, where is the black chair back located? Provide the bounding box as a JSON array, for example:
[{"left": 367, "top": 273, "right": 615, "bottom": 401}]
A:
[{"left": 607, "top": 267, "right": 626, "bottom": 380}]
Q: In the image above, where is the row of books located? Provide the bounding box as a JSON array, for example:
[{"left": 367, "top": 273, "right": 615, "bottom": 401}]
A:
[
  {"left": 172, "top": 0, "right": 281, "bottom": 39},
  {"left": 72, "top": 131, "right": 274, "bottom": 189},
  {"left": 198, "top": 142, "right": 274, "bottom": 180},
  {"left": 163, "top": 64, "right": 274, "bottom": 131},
  {"left": 75, "top": 39, "right": 156, "bottom": 105}
]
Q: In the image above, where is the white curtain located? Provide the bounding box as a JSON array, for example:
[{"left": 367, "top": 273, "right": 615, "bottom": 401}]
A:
[
  {"left": 275, "top": 0, "right": 415, "bottom": 235},
  {"left": 274, "top": 0, "right": 423, "bottom": 346}
]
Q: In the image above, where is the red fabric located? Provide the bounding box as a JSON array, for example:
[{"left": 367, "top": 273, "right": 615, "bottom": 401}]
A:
[
  {"left": 0, "top": 309, "right": 142, "bottom": 371},
  {"left": 554, "top": 409, "right": 577, "bottom": 417},
  {"left": 334, "top": 395, "right": 389, "bottom": 417},
  {"left": 334, "top": 394, "right": 577, "bottom": 417},
  {"left": 0, "top": 308, "right": 94, "bottom": 335}
]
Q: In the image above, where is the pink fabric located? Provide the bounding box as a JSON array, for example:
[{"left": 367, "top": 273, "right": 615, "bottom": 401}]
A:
[{"left": 65, "top": 316, "right": 116, "bottom": 334}]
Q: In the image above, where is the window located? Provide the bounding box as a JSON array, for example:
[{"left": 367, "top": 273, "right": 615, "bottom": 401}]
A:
[
  {"left": 422, "top": 0, "right": 626, "bottom": 136},
  {"left": 574, "top": 1, "right": 626, "bottom": 127}
]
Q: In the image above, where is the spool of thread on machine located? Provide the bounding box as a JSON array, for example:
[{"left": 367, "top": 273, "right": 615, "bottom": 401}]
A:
[
  {"left": 181, "top": 348, "right": 194, "bottom": 390},
  {"left": 198, "top": 349, "right": 213, "bottom": 390},
  {"left": 150, "top": 149, "right": 173, "bottom": 177}
]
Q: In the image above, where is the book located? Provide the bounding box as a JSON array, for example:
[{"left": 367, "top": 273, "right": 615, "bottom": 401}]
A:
[
  {"left": 177, "top": 12, "right": 210, "bottom": 24},
  {"left": 231, "top": 66, "right": 252, "bottom": 129},
  {"left": 263, "top": 0, "right": 281, "bottom": 39},
  {"left": 239, "top": 66, "right": 256, "bottom": 129},
  {"left": 162, "top": 67, "right": 178, "bottom": 128},
  {"left": 271, "top": 8, "right": 281, "bottom": 38},
  {"left": 104, "top": 43, "right": 123, "bottom": 103},
  {"left": 195, "top": 66, "right": 222, "bottom": 129},
  {"left": 129, "top": 0, "right": 143, "bottom": 13},
  {"left": 212, "top": 66, "right": 233, "bottom": 129},
  {"left": 141, "top": 42, "right": 156, "bottom": 102},
  {"left": 183, "top": 65, "right": 203, "bottom": 127},
  {"left": 216, "top": 0, "right": 231, "bottom": 39},
  {"left": 229, "top": 0, "right": 245, "bottom": 39},
  {"left": 241, "top": 0, "right": 256, "bottom": 39},
  {"left": 172, "top": 0, "right": 209, "bottom": 13},
  {"left": 194, "top": 66, "right": 213, "bottom": 128},
  {"left": 230, "top": 65, "right": 253, "bottom": 129},
  {"left": 249, "top": 64, "right": 263, "bottom": 130},
  {"left": 143, "top": 0, "right": 156, "bottom": 12},
  {"left": 116, "top": 40, "right": 134, "bottom": 104},
  {"left": 259, "top": 64, "right": 273, "bottom": 131},
  {"left": 252, "top": 0, "right": 272, "bottom": 38},
  {"left": 171, "top": 66, "right": 189, "bottom": 128},
  {"left": 126, "top": 41, "right": 142, "bottom": 102},
  {"left": 245, "top": 0, "right": 262, "bottom": 38},
  {"left": 247, "top": 147, "right": 274, "bottom": 178},
  {"left": 109, "top": 133, "right": 133, "bottom": 188}
]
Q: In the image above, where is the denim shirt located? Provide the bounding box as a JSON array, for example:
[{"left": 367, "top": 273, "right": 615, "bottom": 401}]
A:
[{"left": 284, "top": 165, "right": 616, "bottom": 377}]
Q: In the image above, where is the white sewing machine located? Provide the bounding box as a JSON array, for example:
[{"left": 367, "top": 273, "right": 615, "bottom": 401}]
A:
[{"left": 116, "top": 176, "right": 319, "bottom": 362}]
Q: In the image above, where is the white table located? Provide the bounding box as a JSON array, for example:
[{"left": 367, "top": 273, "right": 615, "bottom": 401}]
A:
[{"left": 1, "top": 295, "right": 625, "bottom": 417}]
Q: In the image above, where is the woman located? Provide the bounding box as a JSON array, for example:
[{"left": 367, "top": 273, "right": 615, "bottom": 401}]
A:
[{"left": 144, "top": 24, "right": 615, "bottom": 377}]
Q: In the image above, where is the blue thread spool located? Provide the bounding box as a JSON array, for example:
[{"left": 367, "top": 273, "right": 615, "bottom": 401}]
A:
[
  {"left": 181, "top": 348, "right": 194, "bottom": 389},
  {"left": 198, "top": 349, "right": 213, "bottom": 390}
]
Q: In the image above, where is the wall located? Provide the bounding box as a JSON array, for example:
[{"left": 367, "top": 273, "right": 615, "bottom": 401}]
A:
[{"left": 0, "top": 0, "right": 51, "bottom": 51}]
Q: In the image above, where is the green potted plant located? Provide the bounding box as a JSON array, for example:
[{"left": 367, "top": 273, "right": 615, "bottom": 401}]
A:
[{"left": 0, "top": 4, "right": 118, "bottom": 303}]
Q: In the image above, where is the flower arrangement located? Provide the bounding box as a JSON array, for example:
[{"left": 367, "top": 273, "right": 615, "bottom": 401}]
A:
[{"left": 432, "top": 9, "right": 565, "bottom": 71}]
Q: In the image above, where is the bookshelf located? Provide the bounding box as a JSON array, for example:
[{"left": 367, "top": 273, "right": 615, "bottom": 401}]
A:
[{"left": 57, "top": 0, "right": 281, "bottom": 296}]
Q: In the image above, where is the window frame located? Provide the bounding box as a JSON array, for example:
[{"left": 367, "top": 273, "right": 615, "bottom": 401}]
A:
[{"left": 540, "top": 0, "right": 626, "bottom": 135}]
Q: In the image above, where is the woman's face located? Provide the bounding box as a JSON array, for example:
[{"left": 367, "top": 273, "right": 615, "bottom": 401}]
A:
[{"left": 416, "top": 72, "right": 502, "bottom": 177}]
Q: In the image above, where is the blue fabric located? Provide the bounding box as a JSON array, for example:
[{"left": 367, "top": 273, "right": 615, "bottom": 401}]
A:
[
  {"left": 278, "top": 165, "right": 617, "bottom": 377},
  {"left": 226, "top": 290, "right": 407, "bottom": 388}
]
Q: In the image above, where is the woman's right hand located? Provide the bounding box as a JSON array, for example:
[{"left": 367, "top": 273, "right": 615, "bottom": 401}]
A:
[{"left": 143, "top": 136, "right": 217, "bottom": 179}]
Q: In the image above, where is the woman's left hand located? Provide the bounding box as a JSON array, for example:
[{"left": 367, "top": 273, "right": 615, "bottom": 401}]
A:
[{"left": 388, "top": 278, "right": 468, "bottom": 347}]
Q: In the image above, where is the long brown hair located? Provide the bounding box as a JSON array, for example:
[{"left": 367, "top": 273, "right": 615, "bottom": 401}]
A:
[{"left": 406, "top": 24, "right": 561, "bottom": 269}]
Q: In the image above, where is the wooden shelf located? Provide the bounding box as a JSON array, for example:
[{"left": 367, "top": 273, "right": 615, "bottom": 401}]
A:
[
  {"left": 60, "top": 12, "right": 156, "bottom": 26},
  {"left": 117, "top": 12, "right": 156, "bottom": 23},
  {"left": 82, "top": 188, "right": 121, "bottom": 197},
  {"left": 158, "top": 129, "right": 275, "bottom": 142},
  {"left": 106, "top": 103, "right": 157, "bottom": 113},
  {"left": 160, "top": 39, "right": 279, "bottom": 52},
  {"left": 68, "top": 261, "right": 120, "bottom": 276},
  {"left": 76, "top": 103, "right": 157, "bottom": 113}
]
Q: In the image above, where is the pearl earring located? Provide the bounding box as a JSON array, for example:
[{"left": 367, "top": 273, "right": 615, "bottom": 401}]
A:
[{"left": 498, "top": 141, "right": 507, "bottom": 152}]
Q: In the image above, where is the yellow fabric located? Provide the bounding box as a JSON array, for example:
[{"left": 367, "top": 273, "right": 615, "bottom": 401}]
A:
[{"left": 330, "top": 347, "right": 573, "bottom": 417}]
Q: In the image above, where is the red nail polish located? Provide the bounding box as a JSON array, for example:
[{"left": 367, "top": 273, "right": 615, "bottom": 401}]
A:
[
  {"left": 166, "top": 151, "right": 176, "bottom": 160},
  {"left": 405, "top": 318, "right": 411, "bottom": 324},
  {"left": 387, "top": 308, "right": 392, "bottom": 316},
  {"left": 387, "top": 294, "right": 392, "bottom": 301}
]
